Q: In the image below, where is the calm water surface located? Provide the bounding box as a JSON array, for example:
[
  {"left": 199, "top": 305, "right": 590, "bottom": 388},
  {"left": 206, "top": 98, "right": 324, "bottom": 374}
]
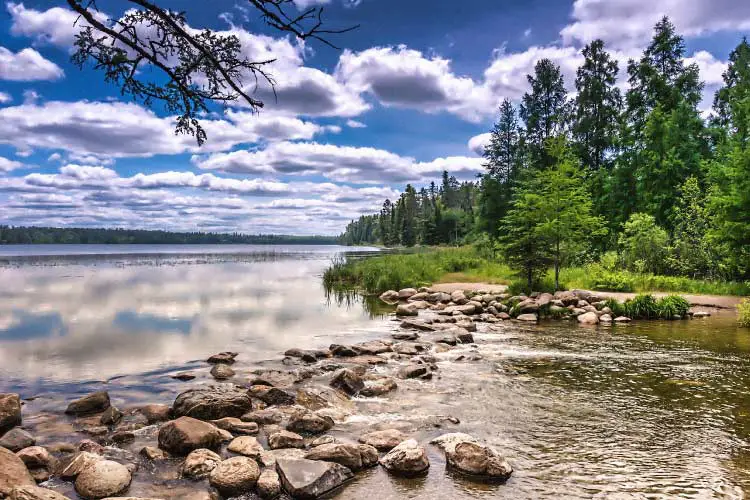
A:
[{"left": 1, "top": 244, "right": 749, "bottom": 499}]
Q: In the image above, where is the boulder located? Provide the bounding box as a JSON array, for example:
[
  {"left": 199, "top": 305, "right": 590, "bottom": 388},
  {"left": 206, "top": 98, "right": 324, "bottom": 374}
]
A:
[
  {"left": 304, "top": 442, "right": 375, "bottom": 471},
  {"left": 614, "top": 316, "right": 632, "bottom": 323},
  {"left": 210, "top": 364, "right": 235, "bottom": 380},
  {"left": 138, "top": 404, "right": 171, "bottom": 424},
  {"left": 599, "top": 314, "right": 613, "bottom": 323},
  {"left": 171, "top": 386, "right": 252, "bottom": 420},
  {"left": 17, "top": 446, "right": 54, "bottom": 470},
  {"left": 577, "top": 311, "right": 599, "bottom": 325},
  {"left": 397, "top": 288, "right": 418, "bottom": 300},
  {"left": 157, "top": 417, "right": 223, "bottom": 455},
  {"left": 359, "top": 429, "right": 407, "bottom": 451},
  {"left": 208, "top": 456, "right": 259, "bottom": 496},
  {"left": 227, "top": 436, "right": 264, "bottom": 459},
  {"left": 329, "top": 369, "right": 365, "bottom": 396},
  {"left": 0, "top": 394, "right": 22, "bottom": 434},
  {"left": 517, "top": 299, "right": 539, "bottom": 314},
  {"left": 398, "top": 365, "right": 431, "bottom": 380},
  {"left": 206, "top": 352, "right": 238, "bottom": 364},
  {"left": 9, "top": 485, "right": 69, "bottom": 500},
  {"left": 180, "top": 449, "right": 222, "bottom": 479},
  {"left": 445, "top": 441, "right": 513, "bottom": 482},
  {"left": 379, "top": 290, "right": 399, "bottom": 303},
  {"left": 286, "top": 410, "right": 334, "bottom": 435},
  {"left": 74, "top": 459, "right": 132, "bottom": 499},
  {"left": 139, "top": 446, "right": 166, "bottom": 461},
  {"left": 0, "top": 446, "right": 35, "bottom": 496},
  {"left": 353, "top": 340, "right": 392, "bottom": 355},
  {"left": 430, "top": 432, "right": 480, "bottom": 453},
  {"left": 276, "top": 458, "right": 353, "bottom": 499},
  {"left": 516, "top": 314, "right": 538, "bottom": 322},
  {"left": 360, "top": 378, "right": 398, "bottom": 397},
  {"left": 395, "top": 304, "right": 418, "bottom": 316},
  {"left": 0, "top": 428, "right": 35, "bottom": 452},
  {"left": 99, "top": 406, "right": 123, "bottom": 426},
  {"left": 241, "top": 409, "right": 282, "bottom": 425},
  {"left": 65, "top": 392, "right": 110, "bottom": 416},
  {"left": 59, "top": 452, "right": 102, "bottom": 479},
  {"left": 254, "top": 387, "right": 296, "bottom": 407},
  {"left": 450, "top": 291, "right": 468, "bottom": 305},
  {"left": 268, "top": 430, "right": 304, "bottom": 450},
  {"left": 379, "top": 439, "right": 429, "bottom": 476},
  {"left": 256, "top": 468, "right": 281, "bottom": 499}
]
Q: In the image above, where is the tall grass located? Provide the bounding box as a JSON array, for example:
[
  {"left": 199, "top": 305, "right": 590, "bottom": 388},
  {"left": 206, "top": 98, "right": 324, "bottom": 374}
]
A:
[{"left": 738, "top": 299, "right": 750, "bottom": 327}]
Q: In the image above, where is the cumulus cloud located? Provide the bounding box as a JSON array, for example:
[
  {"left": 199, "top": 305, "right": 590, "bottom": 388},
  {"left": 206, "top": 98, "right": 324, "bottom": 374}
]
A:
[
  {"left": 7, "top": 1, "right": 108, "bottom": 48},
  {"left": 0, "top": 46, "right": 64, "bottom": 81},
  {"left": 0, "top": 91, "right": 11, "bottom": 104},
  {"left": 0, "top": 156, "right": 26, "bottom": 173},
  {"left": 468, "top": 133, "right": 492, "bottom": 156},
  {"left": 346, "top": 120, "right": 366, "bottom": 128}
]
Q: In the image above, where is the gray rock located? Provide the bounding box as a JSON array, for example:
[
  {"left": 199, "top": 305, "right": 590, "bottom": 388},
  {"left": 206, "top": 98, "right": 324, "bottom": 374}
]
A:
[
  {"left": 226, "top": 436, "right": 264, "bottom": 459},
  {"left": 446, "top": 441, "right": 513, "bottom": 481},
  {"left": 0, "top": 446, "right": 35, "bottom": 496},
  {"left": 286, "top": 410, "right": 334, "bottom": 435},
  {"left": 0, "top": 428, "right": 35, "bottom": 452},
  {"left": 180, "top": 448, "right": 222, "bottom": 479},
  {"left": 360, "top": 378, "right": 397, "bottom": 397},
  {"left": 256, "top": 468, "right": 281, "bottom": 499},
  {"left": 74, "top": 459, "right": 131, "bottom": 499},
  {"left": 0, "top": 394, "right": 22, "bottom": 434},
  {"left": 395, "top": 304, "right": 418, "bottom": 316},
  {"left": 9, "top": 485, "right": 69, "bottom": 500},
  {"left": 157, "top": 416, "right": 223, "bottom": 455},
  {"left": 359, "top": 429, "right": 408, "bottom": 451},
  {"left": 210, "top": 364, "right": 235, "bottom": 380},
  {"left": 399, "top": 320, "right": 435, "bottom": 331},
  {"left": 99, "top": 406, "right": 123, "bottom": 426},
  {"left": 65, "top": 392, "right": 110, "bottom": 416},
  {"left": 208, "top": 456, "right": 259, "bottom": 496},
  {"left": 379, "top": 439, "right": 429, "bottom": 476},
  {"left": 304, "top": 442, "right": 369, "bottom": 471},
  {"left": 276, "top": 458, "right": 353, "bottom": 499},
  {"left": 379, "top": 290, "right": 399, "bottom": 303},
  {"left": 329, "top": 369, "right": 364, "bottom": 396},
  {"left": 240, "top": 409, "right": 282, "bottom": 425},
  {"left": 397, "top": 288, "right": 418, "bottom": 300},
  {"left": 268, "top": 430, "right": 304, "bottom": 450},
  {"left": 172, "top": 386, "right": 252, "bottom": 420},
  {"left": 599, "top": 314, "right": 613, "bottom": 323}
]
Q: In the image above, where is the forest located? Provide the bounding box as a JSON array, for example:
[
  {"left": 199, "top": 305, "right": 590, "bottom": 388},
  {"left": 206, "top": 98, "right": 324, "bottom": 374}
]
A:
[
  {"left": 0, "top": 226, "right": 337, "bottom": 245},
  {"left": 339, "top": 18, "right": 750, "bottom": 288}
]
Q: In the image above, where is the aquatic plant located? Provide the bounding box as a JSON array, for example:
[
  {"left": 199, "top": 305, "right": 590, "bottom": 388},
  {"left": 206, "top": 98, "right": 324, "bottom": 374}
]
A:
[
  {"left": 738, "top": 299, "right": 750, "bottom": 327},
  {"left": 622, "top": 294, "right": 661, "bottom": 319},
  {"left": 656, "top": 295, "right": 690, "bottom": 319}
]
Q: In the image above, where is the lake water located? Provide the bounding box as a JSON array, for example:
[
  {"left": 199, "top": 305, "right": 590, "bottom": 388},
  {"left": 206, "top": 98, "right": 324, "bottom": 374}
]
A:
[{"left": 1, "top": 245, "right": 749, "bottom": 499}]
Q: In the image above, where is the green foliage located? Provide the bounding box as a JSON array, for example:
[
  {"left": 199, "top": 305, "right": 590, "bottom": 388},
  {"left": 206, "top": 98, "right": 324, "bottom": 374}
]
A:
[
  {"left": 618, "top": 213, "right": 669, "bottom": 274},
  {"left": 591, "top": 269, "right": 635, "bottom": 292},
  {"left": 622, "top": 294, "right": 661, "bottom": 319},
  {"left": 737, "top": 299, "right": 750, "bottom": 327},
  {"left": 603, "top": 298, "right": 626, "bottom": 317},
  {"left": 657, "top": 295, "right": 690, "bottom": 319},
  {"left": 507, "top": 277, "right": 559, "bottom": 296}
]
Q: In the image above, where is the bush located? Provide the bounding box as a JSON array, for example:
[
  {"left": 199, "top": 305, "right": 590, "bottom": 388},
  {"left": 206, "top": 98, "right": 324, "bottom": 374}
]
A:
[
  {"left": 622, "top": 294, "right": 661, "bottom": 319},
  {"left": 507, "top": 277, "right": 559, "bottom": 296},
  {"left": 618, "top": 213, "right": 669, "bottom": 274},
  {"left": 738, "top": 299, "right": 750, "bottom": 327},
  {"left": 657, "top": 295, "right": 690, "bottom": 319},
  {"left": 591, "top": 269, "right": 635, "bottom": 292},
  {"left": 603, "top": 298, "right": 625, "bottom": 317}
]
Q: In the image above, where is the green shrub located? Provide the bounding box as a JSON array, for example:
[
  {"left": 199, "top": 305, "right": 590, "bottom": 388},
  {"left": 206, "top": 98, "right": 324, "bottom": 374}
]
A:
[
  {"left": 591, "top": 269, "right": 635, "bottom": 292},
  {"left": 657, "top": 295, "right": 690, "bottom": 319},
  {"left": 603, "top": 298, "right": 625, "bottom": 317},
  {"left": 618, "top": 213, "right": 669, "bottom": 274},
  {"left": 622, "top": 294, "right": 661, "bottom": 319},
  {"left": 738, "top": 299, "right": 750, "bottom": 327},
  {"left": 507, "top": 277, "right": 559, "bottom": 296}
]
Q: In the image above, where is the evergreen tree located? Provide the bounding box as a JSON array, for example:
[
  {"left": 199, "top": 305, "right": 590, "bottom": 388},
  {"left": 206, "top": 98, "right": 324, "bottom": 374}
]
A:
[{"left": 713, "top": 38, "right": 750, "bottom": 146}]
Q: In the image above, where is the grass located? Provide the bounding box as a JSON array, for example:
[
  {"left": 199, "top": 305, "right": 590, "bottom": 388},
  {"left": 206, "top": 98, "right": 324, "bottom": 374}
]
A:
[
  {"left": 324, "top": 246, "right": 750, "bottom": 297},
  {"left": 738, "top": 299, "right": 750, "bottom": 327}
]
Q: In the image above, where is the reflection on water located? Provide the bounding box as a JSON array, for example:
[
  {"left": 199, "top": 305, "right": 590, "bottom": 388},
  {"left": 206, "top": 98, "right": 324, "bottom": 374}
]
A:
[{"left": 0, "top": 245, "right": 385, "bottom": 393}]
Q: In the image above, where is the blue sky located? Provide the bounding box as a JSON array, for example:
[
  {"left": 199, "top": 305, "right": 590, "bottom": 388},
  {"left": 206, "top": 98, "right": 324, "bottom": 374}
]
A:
[{"left": 0, "top": 0, "right": 747, "bottom": 234}]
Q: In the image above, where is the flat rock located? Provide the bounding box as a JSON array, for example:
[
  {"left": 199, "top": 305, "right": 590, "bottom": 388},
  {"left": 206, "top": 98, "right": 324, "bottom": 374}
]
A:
[
  {"left": 614, "top": 316, "right": 632, "bottom": 323},
  {"left": 172, "top": 386, "right": 252, "bottom": 420},
  {"left": 329, "top": 369, "right": 364, "bottom": 396},
  {"left": 276, "top": 458, "right": 353, "bottom": 499},
  {"left": 0, "top": 446, "right": 35, "bottom": 496},
  {"left": 74, "top": 459, "right": 132, "bottom": 499},
  {"left": 254, "top": 387, "right": 296, "bottom": 407},
  {"left": 171, "top": 372, "right": 196, "bottom": 381},
  {"left": 268, "top": 430, "right": 304, "bottom": 450},
  {"left": 305, "top": 443, "right": 377, "bottom": 471},
  {"left": 360, "top": 378, "right": 397, "bottom": 397},
  {"left": 430, "top": 432, "right": 480, "bottom": 453},
  {"left": 157, "top": 416, "right": 223, "bottom": 455},
  {"left": 208, "top": 456, "right": 260, "bottom": 496},
  {"left": 359, "top": 429, "right": 407, "bottom": 451},
  {"left": 0, "top": 428, "right": 35, "bottom": 452},
  {"left": 398, "top": 365, "right": 431, "bottom": 380},
  {"left": 516, "top": 314, "right": 538, "bottom": 322},
  {"left": 379, "top": 439, "right": 429, "bottom": 476},
  {"left": 211, "top": 417, "right": 258, "bottom": 435},
  {"left": 180, "top": 448, "right": 222, "bottom": 479},
  {"left": 392, "top": 332, "right": 419, "bottom": 341},
  {"left": 227, "top": 436, "right": 264, "bottom": 459},
  {"left": 399, "top": 319, "right": 435, "bottom": 332},
  {"left": 9, "top": 485, "right": 69, "bottom": 500},
  {"left": 353, "top": 340, "right": 392, "bottom": 355},
  {"left": 0, "top": 394, "right": 22, "bottom": 434},
  {"left": 240, "top": 409, "right": 282, "bottom": 425},
  {"left": 65, "top": 392, "right": 110, "bottom": 416}
]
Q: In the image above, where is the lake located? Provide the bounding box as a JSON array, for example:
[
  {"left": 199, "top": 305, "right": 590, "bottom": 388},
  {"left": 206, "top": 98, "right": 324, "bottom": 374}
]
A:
[{"left": 1, "top": 244, "right": 749, "bottom": 499}]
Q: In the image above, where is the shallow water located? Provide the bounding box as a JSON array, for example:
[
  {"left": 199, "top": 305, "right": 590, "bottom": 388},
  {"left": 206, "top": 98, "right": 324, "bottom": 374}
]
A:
[{"left": 1, "top": 245, "right": 749, "bottom": 499}]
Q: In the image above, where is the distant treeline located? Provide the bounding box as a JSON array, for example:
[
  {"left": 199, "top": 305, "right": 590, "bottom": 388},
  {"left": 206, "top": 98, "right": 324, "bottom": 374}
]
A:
[{"left": 0, "top": 226, "right": 338, "bottom": 245}]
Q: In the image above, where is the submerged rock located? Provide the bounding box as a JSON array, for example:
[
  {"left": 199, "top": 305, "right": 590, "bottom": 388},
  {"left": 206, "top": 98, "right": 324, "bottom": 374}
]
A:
[
  {"left": 74, "top": 459, "right": 132, "bottom": 499},
  {"left": 276, "top": 458, "right": 353, "bottom": 499},
  {"left": 0, "top": 446, "right": 35, "bottom": 497},
  {"left": 171, "top": 386, "right": 252, "bottom": 420},
  {"left": 0, "top": 394, "right": 22, "bottom": 434},
  {"left": 65, "top": 392, "right": 110, "bottom": 416},
  {"left": 379, "top": 439, "right": 429, "bottom": 476},
  {"left": 157, "top": 417, "right": 223, "bottom": 455},
  {"left": 359, "top": 429, "right": 408, "bottom": 451},
  {"left": 208, "top": 456, "right": 260, "bottom": 496},
  {"left": 180, "top": 448, "right": 222, "bottom": 479}
]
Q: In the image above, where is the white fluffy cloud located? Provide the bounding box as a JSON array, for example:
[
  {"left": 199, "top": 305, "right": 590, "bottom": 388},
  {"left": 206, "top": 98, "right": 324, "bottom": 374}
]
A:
[
  {"left": 0, "top": 155, "right": 26, "bottom": 173},
  {"left": 6, "top": 2, "right": 107, "bottom": 48},
  {"left": 0, "top": 91, "right": 10, "bottom": 104},
  {"left": 0, "top": 46, "right": 63, "bottom": 81},
  {"left": 468, "top": 133, "right": 492, "bottom": 156}
]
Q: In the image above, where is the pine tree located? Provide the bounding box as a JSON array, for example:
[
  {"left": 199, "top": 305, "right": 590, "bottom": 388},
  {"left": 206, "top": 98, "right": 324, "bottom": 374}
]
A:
[{"left": 713, "top": 38, "right": 750, "bottom": 146}]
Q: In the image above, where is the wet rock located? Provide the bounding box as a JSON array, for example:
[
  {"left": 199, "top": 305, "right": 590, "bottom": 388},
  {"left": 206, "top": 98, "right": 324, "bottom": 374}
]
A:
[
  {"left": 398, "top": 365, "right": 431, "bottom": 380},
  {"left": 599, "top": 314, "right": 613, "bottom": 323},
  {"left": 99, "top": 406, "right": 123, "bottom": 426},
  {"left": 139, "top": 446, "right": 166, "bottom": 461},
  {"left": 497, "top": 312, "right": 511, "bottom": 320},
  {"left": 454, "top": 329, "right": 474, "bottom": 344},
  {"left": 400, "top": 319, "right": 435, "bottom": 331},
  {"left": 379, "top": 290, "right": 399, "bottom": 303},
  {"left": 78, "top": 440, "right": 104, "bottom": 454},
  {"left": 446, "top": 441, "right": 513, "bottom": 482},
  {"left": 180, "top": 449, "right": 222, "bottom": 479},
  {"left": 359, "top": 429, "right": 407, "bottom": 451},
  {"left": 392, "top": 332, "right": 419, "bottom": 343},
  {"left": 353, "top": 340, "right": 392, "bottom": 355},
  {"left": 379, "top": 439, "right": 429, "bottom": 476},
  {"left": 0, "top": 394, "right": 22, "bottom": 434},
  {"left": 397, "top": 288, "right": 418, "bottom": 300},
  {"left": 276, "top": 458, "right": 353, "bottom": 499},
  {"left": 172, "top": 372, "right": 196, "bottom": 381},
  {"left": 211, "top": 417, "right": 259, "bottom": 435},
  {"left": 210, "top": 364, "right": 235, "bottom": 380},
  {"left": 577, "top": 311, "right": 599, "bottom": 324},
  {"left": 358, "top": 444, "right": 379, "bottom": 468},
  {"left": 157, "top": 416, "right": 223, "bottom": 455},
  {"left": 240, "top": 409, "right": 282, "bottom": 425},
  {"left": 268, "top": 430, "right": 304, "bottom": 450},
  {"left": 60, "top": 452, "right": 102, "bottom": 479},
  {"left": 0, "top": 446, "right": 35, "bottom": 496},
  {"left": 17, "top": 446, "right": 55, "bottom": 471},
  {"left": 172, "top": 386, "right": 252, "bottom": 420},
  {"left": 9, "top": 485, "right": 69, "bottom": 500},
  {"left": 295, "top": 386, "right": 355, "bottom": 413},
  {"left": 0, "top": 428, "right": 35, "bottom": 452},
  {"left": 392, "top": 342, "right": 427, "bottom": 356},
  {"left": 206, "top": 352, "right": 238, "bottom": 364},
  {"left": 137, "top": 404, "right": 171, "bottom": 424},
  {"left": 227, "top": 436, "right": 264, "bottom": 459},
  {"left": 444, "top": 304, "right": 477, "bottom": 315},
  {"left": 693, "top": 311, "right": 711, "bottom": 318},
  {"left": 256, "top": 468, "right": 281, "bottom": 499},
  {"left": 110, "top": 431, "right": 135, "bottom": 444},
  {"left": 360, "top": 378, "right": 397, "bottom": 397},
  {"left": 286, "top": 410, "right": 334, "bottom": 435},
  {"left": 517, "top": 299, "right": 539, "bottom": 314},
  {"left": 516, "top": 314, "right": 538, "bottom": 322},
  {"left": 329, "top": 344, "right": 358, "bottom": 357},
  {"left": 450, "top": 291, "right": 468, "bottom": 304},
  {"left": 74, "top": 459, "right": 132, "bottom": 499},
  {"left": 285, "top": 348, "right": 328, "bottom": 362},
  {"left": 65, "top": 392, "right": 110, "bottom": 416},
  {"left": 208, "top": 456, "right": 260, "bottom": 496},
  {"left": 254, "top": 387, "right": 296, "bottom": 407},
  {"left": 614, "top": 316, "right": 632, "bottom": 323},
  {"left": 310, "top": 435, "right": 336, "bottom": 447},
  {"left": 395, "top": 304, "right": 418, "bottom": 316},
  {"left": 304, "top": 442, "right": 374, "bottom": 471},
  {"left": 329, "top": 369, "right": 364, "bottom": 396},
  {"left": 437, "top": 335, "right": 457, "bottom": 346}
]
